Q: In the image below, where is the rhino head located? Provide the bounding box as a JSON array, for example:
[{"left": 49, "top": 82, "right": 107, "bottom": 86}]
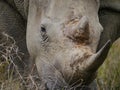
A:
[{"left": 26, "top": 0, "right": 111, "bottom": 89}]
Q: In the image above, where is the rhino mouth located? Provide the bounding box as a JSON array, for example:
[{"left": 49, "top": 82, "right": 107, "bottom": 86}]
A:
[
  {"left": 41, "top": 55, "right": 96, "bottom": 90},
  {"left": 39, "top": 48, "right": 93, "bottom": 89}
]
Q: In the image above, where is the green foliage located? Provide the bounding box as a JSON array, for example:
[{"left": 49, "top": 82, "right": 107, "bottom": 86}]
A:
[{"left": 97, "top": 38, "right": 120, "bottom": 90}]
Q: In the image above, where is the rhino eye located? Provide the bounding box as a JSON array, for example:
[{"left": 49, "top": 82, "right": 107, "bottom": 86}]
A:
[
  {"left": 41, "top": 25, "right": 46, "bottom": 32},
  {"left": 40, "top": 25, "right": 48, "bottom": 42}
]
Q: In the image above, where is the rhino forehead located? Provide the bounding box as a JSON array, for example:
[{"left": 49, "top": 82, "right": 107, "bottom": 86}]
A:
[{"left": 41, "top": 0, "right": 99, "bottom": 19}]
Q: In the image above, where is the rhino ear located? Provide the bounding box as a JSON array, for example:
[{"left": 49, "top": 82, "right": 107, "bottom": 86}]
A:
[{"left": 85, "top": 40, "right": 111, "bottom": 72}]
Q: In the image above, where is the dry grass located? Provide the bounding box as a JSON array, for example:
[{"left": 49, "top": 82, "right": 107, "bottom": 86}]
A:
[
  {"left": 0, "top": 32, "right": 24, "bottom": 90},
  {"left": 0, "top": 33, "right": 42, "bottom": 90}
]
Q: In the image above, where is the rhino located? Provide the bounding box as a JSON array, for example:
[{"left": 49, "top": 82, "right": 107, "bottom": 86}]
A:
[
  {"left": 0, "top": 0, "right": 120, "bottom": 89},
  {"left": 26, "top": 0, "right": 111, "bottom": 89}
]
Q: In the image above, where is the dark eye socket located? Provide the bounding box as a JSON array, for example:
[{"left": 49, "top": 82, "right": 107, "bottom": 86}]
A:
[
  {"left": 40, "top": 25, "right": 49, "bottom": 42},
  {"left": 41, "top": 25, "right": 46, "bottom": 32}
]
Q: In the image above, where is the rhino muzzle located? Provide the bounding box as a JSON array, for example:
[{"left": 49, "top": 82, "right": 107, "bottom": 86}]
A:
[{"left": 39, "top": 40, "right": 111, "bottom": 90}]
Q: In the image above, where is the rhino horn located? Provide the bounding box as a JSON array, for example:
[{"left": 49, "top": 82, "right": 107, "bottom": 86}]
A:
[
  {"left": 78, "top": 16, "right": 89, "bottom": 30},
  {"left": 72, "top": 16, "right": 89, "bottom": 31},
  {"left": 85, "top": 40, "right": 111, "bottom": 72}
]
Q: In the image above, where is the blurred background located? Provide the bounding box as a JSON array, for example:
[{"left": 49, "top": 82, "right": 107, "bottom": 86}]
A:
[{"left": 97, "top": 38, "right": 120, "bottom": 90}]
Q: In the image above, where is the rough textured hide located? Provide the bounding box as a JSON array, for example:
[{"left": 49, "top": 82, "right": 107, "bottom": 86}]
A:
[
  {"left": 0, "top": 1, "right": 28, "bottom": 71},
  {"left": 97, "top": 0, "right": 120, "bottom": 50},
  {"left": 5, "top": 0, "right": 29, "bottom": 19},
  {"left": 100, "top": 0, "right": 120, "bottom": 12},
  {"left": 26, "top": 0, "right": 110, "bottom": 89}
]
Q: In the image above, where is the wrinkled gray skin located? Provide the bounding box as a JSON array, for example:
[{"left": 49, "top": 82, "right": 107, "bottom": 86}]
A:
[
  {"left": 26, "top": 0, "right": 111, "bottom": 90},
  {"left": 97, "top": 0, "right": 120, "bottom": 50},
  {"left": 5, "top": 0, "right": 28, "bottom": 19},
  {"left": 0, "top": 0, "right": 120, "bottom": 90}
]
